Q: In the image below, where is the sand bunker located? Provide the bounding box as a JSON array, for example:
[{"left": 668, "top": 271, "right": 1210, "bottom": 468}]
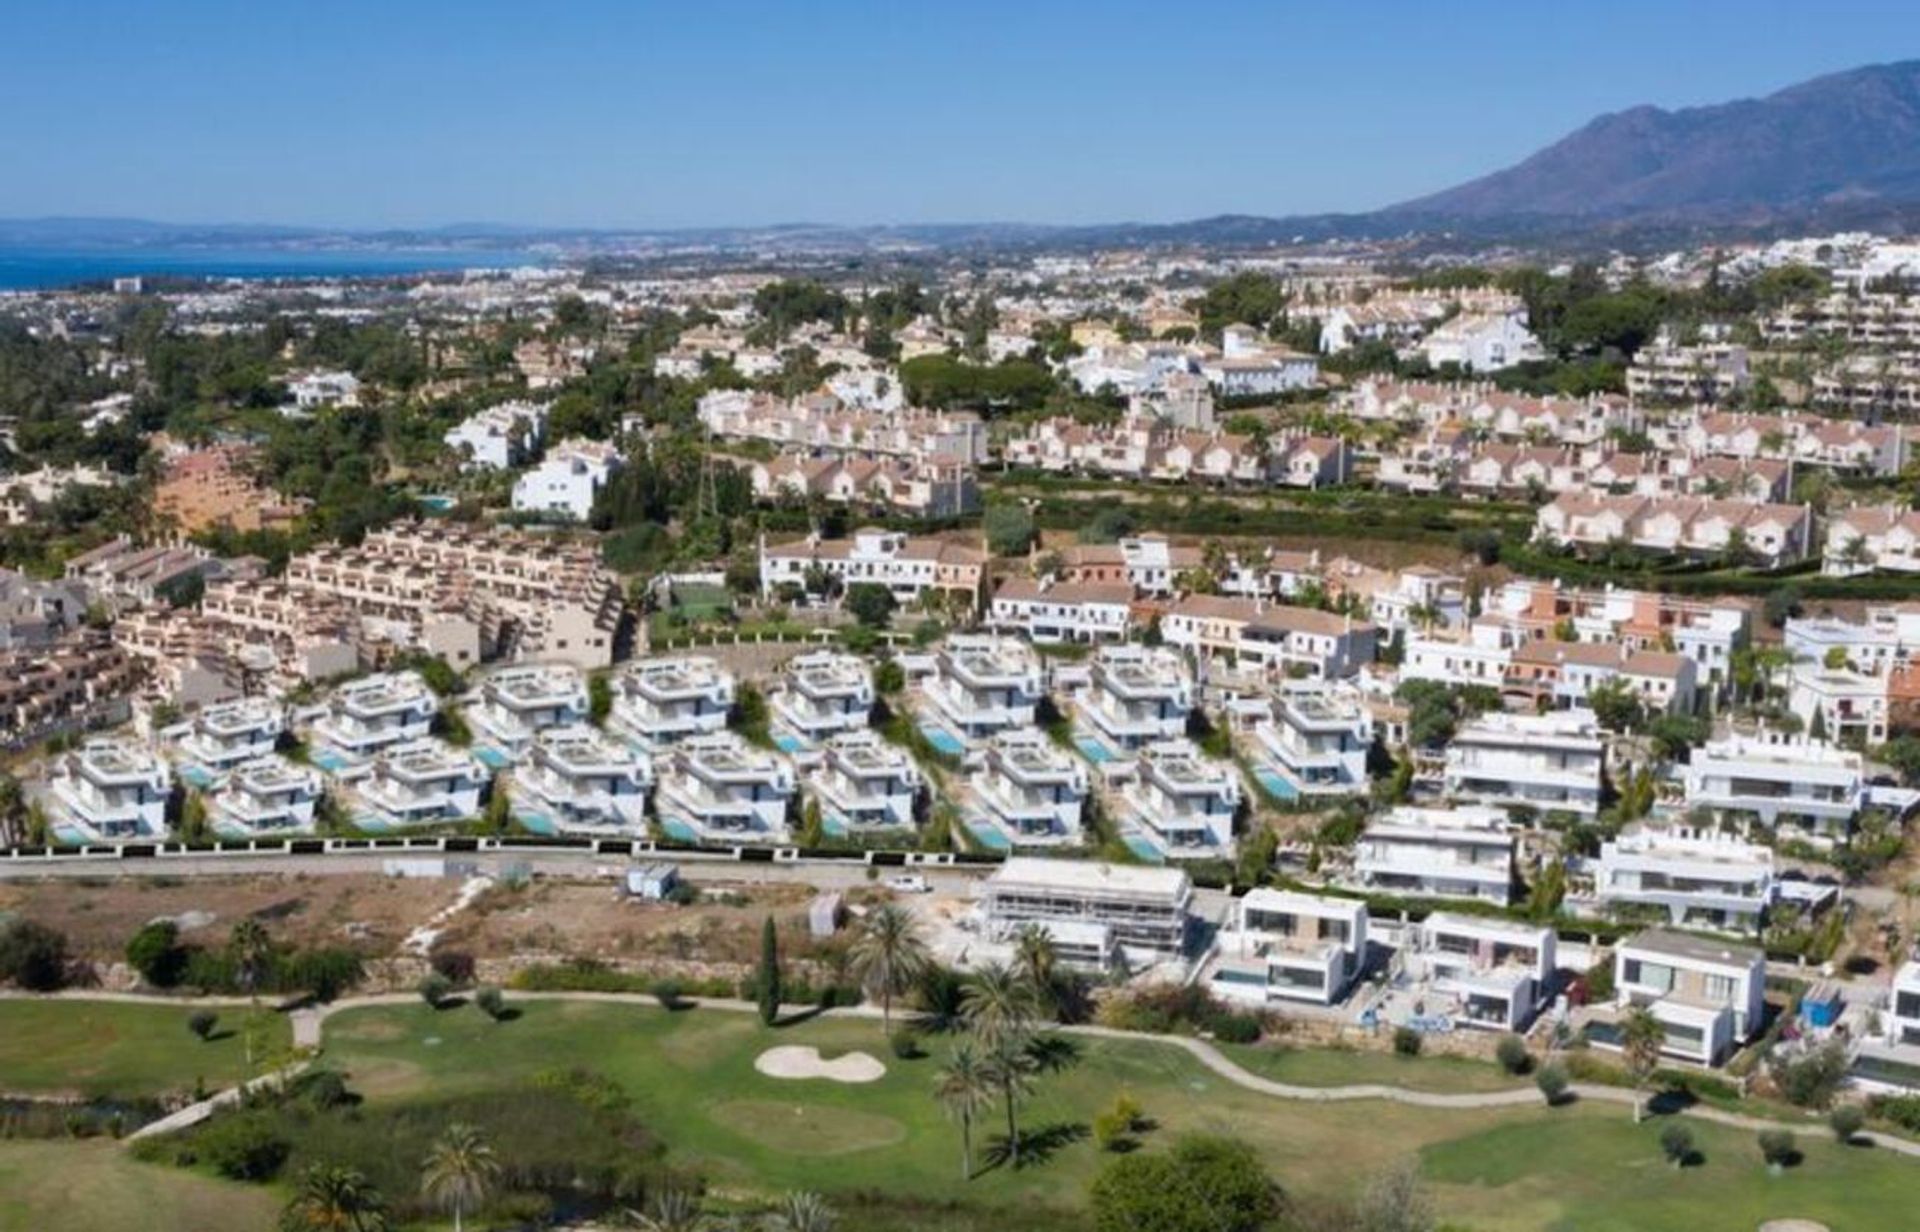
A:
[{"left": 754, "top": 1045, "right": 886, "bottom": 1084}]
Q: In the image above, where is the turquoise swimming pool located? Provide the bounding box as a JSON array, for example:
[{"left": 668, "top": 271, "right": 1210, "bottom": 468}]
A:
[
  {"left": 474, "top": 745, "right": 514, "bottom": 770},
  {"left": 312, "top": 749, "right": 354, "bottom": 773},
  {"left": 774, "top": 732, "right": 808, "bottom": 753},
  {"left": 1255, "top": 768, "right": 1299, "bottom": 801},
  {"left": 660, "top": 817, "right": 700, "bottom": 843},
  {"left": 179, "top": 765, "right": 218, "bottom": 789},
  {"left": 516, "top": 810, "right": 557, "bottom": 836},
  {"left": 919, "top": 725, "right": 966, "bottom": 758},
  {"left": 49, "top": 824, "right": 89, "bottom": 847},
  {"left": 417, "top": 494, "right": 456, "bottom": 513},
  {"left": 965, "top": 820, "right": 1012, "bottom": 852},
  {"left": 1123, "top": 834, "right": 1165, "bottom": 863},
  {"left": 1074, "top": 734, "right": 1117, "bottom": 764}
]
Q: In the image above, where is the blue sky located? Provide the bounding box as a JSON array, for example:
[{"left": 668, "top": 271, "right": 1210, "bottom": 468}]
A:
[{"left": 3, "top": 1, "right": 1917, "bottom": 229}]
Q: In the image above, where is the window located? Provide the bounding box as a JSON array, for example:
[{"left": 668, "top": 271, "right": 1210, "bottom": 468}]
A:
[
  {"left": 1624, "top": 959, "right": 1675, "bottom": 993},
  {"left": 1704, "top": 974, "right": 1736, "bottom": 1003}
]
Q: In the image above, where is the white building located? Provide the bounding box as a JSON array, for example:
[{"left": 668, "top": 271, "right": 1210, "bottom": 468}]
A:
[
  {"left": 980, "top": 856, "right": 1193, "bottom": 962},
  {"left": 206, "top": 755, "right": 323, "bottom": 837},
  {"left": 804, "top": 729, "right": 923, "bottom": 833},
  {"left": 1119, "top": 739, "right": 1241, "bottom": 860},
  {"left": 768, "top": 650, "right": 874, "bottom": 750},
  {"left": 968, "top": 728, "right": 1089, "bottom": 847},
  {"left": 45, "top": 737, "right": 173, "bottom": 843},
  {"left": 1353, "top": 805, "right": 1515, "bottom": 904},
  {"left": 1249, "top": 681, "right": 1372, "bottom": 799},
  {"left": 1887, "top": 960, "right": 1920, "bottom": 1048},
  {"left": 1787, "top": 663, "right": 1889, "bottom": 746},
  {"left": 355, "top": 737, "right": 487, "bottom": 829},
  {"left": 509, "top": 725, "right": 651, "bottom": 835},
  {"left": 1404, "top": 913, "right": 1556, "bottom": 1031},
  {"left": 1611, "top": 930, "right": 1766, "bottom": 1066},
  {"left": 1209, "top": 888, "right": 1368, "bottom": 1008},
  {"left": 758, "top": 528, "right": 986, "bottom": 609},
  {"left": 176, "top": 697, "right": 286, "bottom": 775},
  {"left": 310, "top": 671, "right": 438, "bottom": 766},
  {"left": 917, "top": 634, "right": 1044, "bottom": 750},
  {"left": 1595, "top": 826, "right": 1776, "bottom": 934},
  {"left": 1420, "top": 310, "right": 1544, "bottom": 372},
  {"left": 443, "top": 400, "right": 546, "bottom": 470},
  {"left": 608, "top": 655, "right": 735, "bottom": 749},
  {"left": 1680, "top": 735, "right": 1865, "bottom": 842},
  {"left": 1444, "top": 710, "right": 1605, "bottom": 817},
  {"left": 464, "top": 663, "right": 590, "bottom": 764},
  {"left": 653, "top": 731, "right": 796, "bottom": 843},
  {"left": 1076, "top": 644, "right": 1193, "bottom": 755},
  {"left": 988, "top": 578, "right": 1133, "bottom": 644},
  {"left": 510, "top": 438, "right": 623, "bottom": 523}
]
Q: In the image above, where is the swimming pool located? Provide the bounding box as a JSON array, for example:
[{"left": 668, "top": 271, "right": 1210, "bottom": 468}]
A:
[
  {"left": 774, "top": 732, "right": 808, "bottom": 754},
  {"left": 1122, "top": 833, "right": 1165, "bottom": 863},
  {"left": 919, "top": 724, "right": 967, "bottom": 758},
  {"left": 417, "top": 494, "right": 456, "bottom": 514},
  {"left": 1074, "top": 734, "right": 1117, "bottom": 765},
  {"left": 659, "top": 817, "right": 701, "bottom": 844},
  {"left": 474, "top": 745, "right": 514, "bottom": 771},
  {"left": 516, "top": 810, "right": 558, "bottom": 837},
  {"left": 823, "top": 813, "right": 850, "bottom": 838},
  {"left": 312, "top": 749, "right": 354, "bottom": 773},
  {"left": 354, "top": 814, "right": 397, "bottom": 834},
  {"left": 49, "top": 824, "right": 89, "bottom": 847},
  {"left": 1254, "top": 768, "right": 1299, "bottom": 801},
  {"left": 965, "top": 820, "right": 1013, "bottom": 852},
  {"left": 179, "top": 765, "right": 219, "bottom": 789}
]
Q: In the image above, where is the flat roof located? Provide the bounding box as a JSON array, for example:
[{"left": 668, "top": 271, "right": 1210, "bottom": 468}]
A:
[
  {"left": 1622, "top": 928, "right": 1763, "bottom": 967},
  {"left": 991, "top": 856, "right": 1190, "bottom": 898}
]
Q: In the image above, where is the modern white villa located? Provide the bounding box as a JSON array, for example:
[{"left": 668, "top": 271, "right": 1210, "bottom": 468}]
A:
[
  {"left": 967, "top": 728, "right": 1089, "bottom": 847},
  {"left": 1402, "top": 913, "right": 1557, "bottom": 1032},
  {"left": 1606, "top": 929, "right": 1766, "bottom": 1066},
  {"left": 1075, "top": 644, "right": 1193, "bottom": 755},
  {"left": 1352, "top": 805, "right": 1515, "bottom": 904},
  {"left": 1247, "top": 680, "right": 1373, "bottom": 799},
  {"left": 1887, "top": 960, "right": 1920, "bottom": 1049},
  {"left": 463, "top": 663, "right": 590, "bottom": 765},
  {"left": 804, "top": 729, "right": 923, "bottom": 833},
  {"left": 1679, "top": 734, "right": 1865, "bottom": 842},
  {"left": 607, "top": 655, "right": 736, "bottom": 749},
  {"left": 45, "top": 737, "right": 174, "bottom": 844},
  {"left": 206, "top": 755, "right": 323, "bottom": 837},
  {"left": 768, "top": 650, "right": 874, "bottom": 750},
  {"left": 1443, "top": 709, "right": 1604, "bottom": 817},
  {"left": 653, "top": 731, "right": 796, "bottom": 843},
  {"left": 916, "top": 634, "right": 1043, "bottom": 753},
  {"left": 509, "top": 725, "right": 651, "bottom": 835},
  {"left": 980, "top": 856, "right": 1193, "bottom": 964},
  {"left": 1118, "top": 738, "right": 1242, "bottom": 859},
  {"left": 1594, "top": 826, "right": 1776, "bottom": 934},
  {"left": 355, "top": 737, "right": 487, "bottom": 829},
  {"left": 176, "top": 697, "right": 285, "bottom": 778},
  {"left": 1210, "top": 887, "right": 1369, "bottom": 1007},
  {"left": 309, "top": 671, "right": 438, "bottom": 769}
]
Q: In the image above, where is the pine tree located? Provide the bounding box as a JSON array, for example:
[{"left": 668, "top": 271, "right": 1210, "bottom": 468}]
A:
[{"left": 757, "top": 916, "right": 782, "bottom": 1026}]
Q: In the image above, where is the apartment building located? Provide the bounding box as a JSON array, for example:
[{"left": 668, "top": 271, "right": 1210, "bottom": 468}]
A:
[
  {"left": 980, "top": 857, "right": 1193, "bottom": 962},
  {"left": 607, "top": 655, "right": 735, "bottom": 749},
  {"left": 1680, "top": 735, "right": 1865, "bottom": 841},
  {"left": 967, "top": 728, "right": 1088, "bottom": 847},
  {"left": 1405, "top": 913, "right": 1557, "bottom": 1031},
  {"left": 1249, "top": 680, "right": 1372, "bottom": 798},
  {"left": 176, "top": 697, "right": 286, "bottom": 775},
  {"left": 1626, "top": 334, "right": 1750, "bottom": 403},
  {"left": 1160, "top": 595, "right": 1375, "bottom": 679},
  {"left": 0, "top": 630, "right": 139, "bottom": 749},
  {"left": 1075, "top": 643, "right": 1193, "bottom": 755},
  {"left": 509, "top": 725, "right": 651, "bottom": 835},
  {"left": 44, "top": 737, "right": 173, "bottom": 844},
  {"left": 652, "top": 731, "right": 796, "bottom": 843},
  {"left": 804, "top": 729, "right": 923, "bottom": 833},
  {"left": 355, "top": 738, "right": 488, "bottom": 829},
  {"left": 759, "top": 528, "right": 988, "bottom": 611},
  {"left": 308, "top": 671, "right": 438, "bottom": 767},
  {"left": 1610, "top": 930, "right": 1766, "bottom": 1066},
  {"left": 62, "top": 537, "right": 234, "bottom": 611},
  {"left": 1444, "top": 710, "right": 1605, "bottom": 817},
  {"left": 767, "top": 650, "right": 874, "bottom": 749},
  {"left": 206, "top": 755, "right": 324, "bottom": 837},
  {"left": 1209, "top": 888, "right": 1369, "bottom": 1008},
  {"left": 1487, "top": 579, "right": 1751, "bottom": 693},
  {"left": 917, "top": 634, "right": 1044, "bottom": 750},
  {"left": 1353, "top": 805, "right": 1515, "bottom": 904},
  {"left": 987, "top": 577, "right": 1133, "bottom": 644},
  {"left": 463, "top": 663, "right": 590, "bottom": 764},
  {"left": 1595, "top": 826, "right": 1776, "bottom": 934},
  {"left": 1118, "top": 739, "right": 1241, "bottom": 859},
  {"left": 1402, "top": 620, "right": 1523, "bottom": 691}
]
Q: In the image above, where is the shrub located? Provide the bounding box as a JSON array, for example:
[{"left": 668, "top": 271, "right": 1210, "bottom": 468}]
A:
[
  {"left": 1534, "top": 1062, "right": 1570, "bottom": 1106},
  {"left": 428, "top": 949, "right": 475, "bottom": 986},
  {"left": 1089, "top": 1134, "right": 1280, "bottom": 1232},
  {"left": 1659, "top": 1123, "right": 1694, "bottom": 1168},
  {"left": 889, "top": 1028, "right": 923, "bottom": 1060},
  {"left": 418, "top": 972, "right": 454, "bottom": 1009},
  {"left": 1758, "top": 1129, "right": 1798, "bottom": 1169},
  {"left": 1769, "top": 1041, "right": 1850, "bottom": 1110},
  {"left": 188, "top": 1010, "right": 219, "bottom": 1041},
  {"left": 474, "top": 985, "right": 506, "bottom": 1020},
  {"left": 1829, "top": 1104, "right": 1866, "bottom": 1144},
  {"left": 1392, "top": 1026, "right": 1422, "bottom": 1057},
  {"left": 292, "top": 1070, "right": 353, "bottom": 1112},
  {"left": 126, "top": 921, "right": 188, "bottom": 987},
  {"left": 1211, "top": 1013, "right": 1262, "bottom": 1045},
  {"left": 1495, "top": 1034, "right": 1531, "bottom": 1075},
  {"left": 1867, "top": 1093, "right": 1920, "bottom": 1133},
  {"left": 200, "top": 1115, "right": 290, "bottom": 1181},
  {"left": 0, "top": 920, "right": 69, "bottom": 991}
]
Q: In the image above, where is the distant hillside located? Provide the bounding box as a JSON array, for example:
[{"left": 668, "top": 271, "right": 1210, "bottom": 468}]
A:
[{"left": 1386, "top": 60, "right": 1920, "bottom": 223}]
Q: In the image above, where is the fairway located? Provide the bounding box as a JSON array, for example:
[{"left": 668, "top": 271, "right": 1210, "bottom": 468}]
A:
[
  {"left": 0, "top": 999, "right": 292, "bottom": 1098},
  {"left": 0, "top": 1140, "right": 277, "bottom": 1232}
]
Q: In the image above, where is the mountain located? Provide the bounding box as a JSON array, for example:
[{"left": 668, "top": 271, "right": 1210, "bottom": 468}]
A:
[{"left": 1386, "top": 60, "right": 1920, "bottom": 223}]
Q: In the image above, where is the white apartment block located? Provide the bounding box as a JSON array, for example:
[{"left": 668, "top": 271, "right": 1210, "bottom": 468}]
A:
[
  {"left": 1077, "top": 644, "right": 1193, "bottom": 754},
  {"left": 967, "top": 728, "right": 1089, "bottom": 846},
  {"left": 443, "top": 400, "right": 546, "bottom": 470},
  {"left": 1209, "top": 888, "right": 1368, "bottom": 1008},
  {"left": 804, "top": 729, "right": 923, "bottom": 833},
  {"left": 206, "top": 755, "right": 323, "bottom": 837},
  {"left": 1249, "top": 680, "right": 1372, "bottom": 798},
  {"left": 759, "top": 528, "right": 987, "bottom": 609},
  {"left": 176, "top": 696, "right": 285, "bottom": 774},
  {"left": 1444, "top": 710, "right": 1605, "bottom": 817},
  {"left": 1680, "top": 735, "right": 1865, "bottom": 841},
  {"left": 980, "top": 857, "right": 1193, "bottom": 962},
  {"left": 463, "top": 663, "right": 590, "bottom": 764},
  {"left": 509, "top": 725, "right": 651, "bottom": 835},
  {"left": 653, "top": 731, "right": 796, "bottom": 843},
  {"left": 309, "top": 671, "right": 438, "bottom": 767},
  {"left": 355, "top": 737, "right": 487, "bottom": 829},
  {"left": 1118, "top": 739, "right": 1241, "bottom": 859},
  {"left": 917, "top": 634, "right": 1044, "bottom": 749},
  {"left": 767, "top": 650, "right": 874, "bottom": 749},
  {"left": 1785, "top": 604, "right": 1920, "bottom": 677},
  {"left": 1611, "top": 930, "right": 1766, "bottom": 1066},
  {"left": 987, "top": 578, "right": 1132, "bottom": 644},
  {"left": 1626, "top": 335, "right": 1750, "bottom": 403},
  {"left": 1596, "top": 826, "right": 1775, "bottom": 934},
  {"left": 1405, "top": 913, "right": 1557, "bottom": 1031},
  {"left": 510, "top": 438, "right": 622, "bottom": 523},
  {"left": 1353, "top": 805, "right": 1515, "bottom": 904},
  {"left": 45, "top": 737, "right": 173, "bottom": 844},
  {"left": 608, "top": 655, "right": 735, "bottom": 749},
  {"left": 1402, "top": 620, "right": 1520, "bottom": 690}
]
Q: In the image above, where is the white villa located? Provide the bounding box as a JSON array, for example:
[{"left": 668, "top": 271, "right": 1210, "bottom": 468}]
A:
[
  {"left": 1248, "top": 680, "right": 1372, "bottom": 799},
  {"left": 176, "top": 697, "right": 286, "bottom": 776},
  {"left": 653, "top": 731, "right": 796, "bottom": 843},
  {"left": 45, "top": 737, "right": 173, "bottom": 844},
  {"left": 768, "top": 650, "right": 874, "bottom": 749},
  {"left": 608, "top": 656, "right": 736, "bottom": 749},
  {"left": 804, "top": 729, "right": 923, "bottom": 833},
  {"left": 917, "top": 634, "right": 1043, "bottom": 750},
  {"left": 355, "top": 737, "right": 487, "bottom": 829},
  {"left": 1679, "top": 734, "right": 1865, "bottom": 842},
  {"left": 968, "top": 728, "right": 1089, "bottom": 847},
  {"left": 464, "top": 663, "right": 590, "bottom": 763},
  {"left": 1403, "top": 913, "right": 1557, "bottom": 1032},
  {"left": 1609, "top": 930, "right": 1766, "bottom": 1066},
  {"left": 1594, "top": 826, "right": 1775, "bottom": 934},
  {"left": 509, "top": 725, "right": 651, "bottom": 835},
  {"left": 1076, "top": 644, "right": 1193, "bottom": 754},
  {"left": 1119, "top": 738, "right": 1241, "bottom": 860},
  {"left": 1209, "top": 888, "right": 1369, "bottom": 1008},
  {"left": 309, "top": 671, "right": 438, "bottom": 767},
  {"left": 206, "top": 755, "right": 323, "bottom": 837},
  {"left": 1353, "top": 805, "right": 1515, "bottom": 904},
  {"left": 1443, "top": 710, "right": 1604, "bottom": 817}
]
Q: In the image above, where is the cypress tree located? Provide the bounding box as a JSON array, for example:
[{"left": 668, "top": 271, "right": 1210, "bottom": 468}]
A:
[{"left": 757, "top": 916, "right": 781, "bottom": 1026}]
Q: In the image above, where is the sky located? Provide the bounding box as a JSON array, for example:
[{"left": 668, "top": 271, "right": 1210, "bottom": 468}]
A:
[{"left": 3, "top": 1, "right": 1918, "bottom": 230}]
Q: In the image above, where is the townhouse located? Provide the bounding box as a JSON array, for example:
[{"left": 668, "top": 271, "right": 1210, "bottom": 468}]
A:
[
  {"left": 653, "top": 731, "right": 796, "bottom": 843},
  {"left": 698, "top": 390, "right": 988, "bottom": 466},
  {"left": 1608, "top": 930, "right": 1766, "bottom": 1066},
  {"left": 1352, "top": 805, "right": 1515, "bottom": 904},
  {"left": 1535, "top": 493, "right": 1814, "bottom": 566},
  {"left": 1506, "top": 640, "right": 1699, "bottom": 716},
  {"left": 1160, "top": 594, "right": 1375, "bottom": 679},
  {"left": 1486, "top": 580, "right": 1750, "bottom": 693},
  {"left": 607, "top": 655, "right": 735, "bottom": 749},
  {"left": 1443, "top": 710, "right": 1605, "bottom": 817},
  {"left": 758, "top": 529, "right": 988, "bottom": 612},
  {"left": 1824, "top": 505, "right": 1920, "bottom": 576},
  {"left": 1210, "top": 888, "right": 1369, "bottom": 1008},
  {"left": 509, "top": 725, "right": 652, "bottom": 835},
  {"left": 1680, "top": 409, "right": 1905, "bottom": 477},
  {"left": 988, "top": 577, "right": 1133, "bottom": 644},
  {"left": 0, "top": 630, "right": 139, "bottom": 749},
  {"left": 749, "top": 453, "right": 980, "bottom": 519}
]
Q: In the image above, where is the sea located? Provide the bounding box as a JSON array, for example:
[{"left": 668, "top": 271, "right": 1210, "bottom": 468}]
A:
[{"left": 0, "top": 245, "right": 545, "bottom": 290}]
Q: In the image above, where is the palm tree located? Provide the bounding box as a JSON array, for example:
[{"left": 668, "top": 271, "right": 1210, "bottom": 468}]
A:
[
  {"left": 961, "top": 961, "right": 1035, "bottom": 1051},
  {"left": 935, "top": 1041, "right": 995, "bottom": 1180},
  {"left": 848, "top": 903, "right": 930, "bottom": 1036},
  {"left": 1009, "top": 925, "right": 1059, "bottom": 1016},
  {"left": 1620, "top": 1007, "right": 1665, "bottom": 1123},
  {"left": 231, "top": 919, "right": 273, "bottom": 1065},
  {"left": 420, "top": 1122, "right": 501, "bottom": 1232},
  {"left": 984, "top": 1035, "right": 1038, "bottom": 1167},
  {"left": 764, "top": 1191, "right": 835, "bottom": 1232},
  {"left": 629, "top": 1188, "right": 707, "bottom": 1232},
  {"left": 280, "top": 1165, "right": 389, "bottom": 1232}
]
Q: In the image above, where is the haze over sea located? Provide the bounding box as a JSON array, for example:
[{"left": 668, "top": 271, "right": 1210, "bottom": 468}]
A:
[{"left": 0, "top": 246, "right": 541, "bottom": 290}]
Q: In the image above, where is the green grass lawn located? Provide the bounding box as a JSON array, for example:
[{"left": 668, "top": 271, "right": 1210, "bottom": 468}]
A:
[
  {"left": 0, "top": 1000, "right": 292, "bottom": 1099},
  {"left": 0, "top": 1140, "right": 276, "bottom": 1232},
  {"left": 1215, "top": 1040, "right": 1525, "bottom": 1094}
]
